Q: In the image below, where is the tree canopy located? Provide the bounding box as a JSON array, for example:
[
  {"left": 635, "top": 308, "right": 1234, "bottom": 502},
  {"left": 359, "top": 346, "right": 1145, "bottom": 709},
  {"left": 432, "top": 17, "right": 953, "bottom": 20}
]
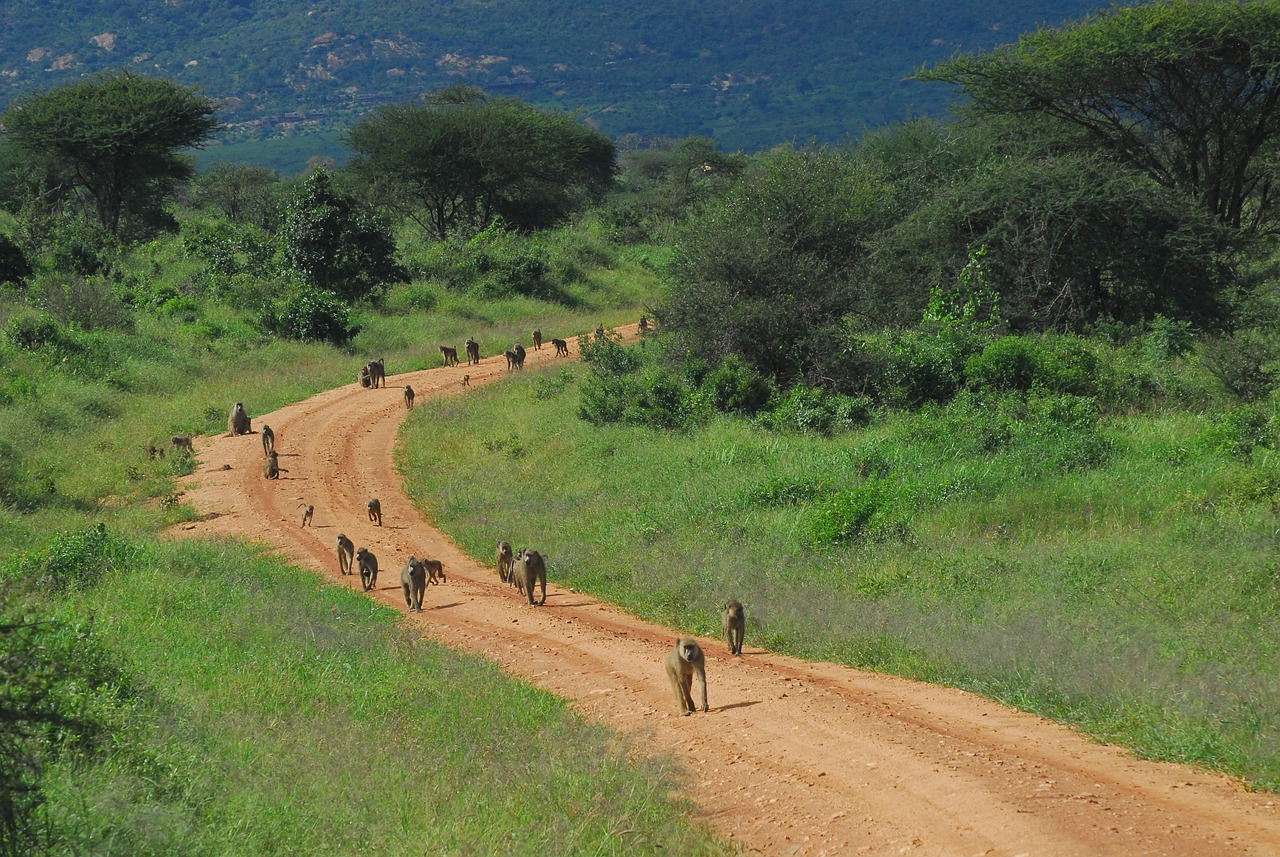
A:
[
  {"left": 345, "top": 88, "right": 615, "bottom": 239},
  {"left": 1, "top": 70, "right": 221, "bottom": 237},
  {"left": 919, "top": 0, "right": 1280, "bottom": 233}
]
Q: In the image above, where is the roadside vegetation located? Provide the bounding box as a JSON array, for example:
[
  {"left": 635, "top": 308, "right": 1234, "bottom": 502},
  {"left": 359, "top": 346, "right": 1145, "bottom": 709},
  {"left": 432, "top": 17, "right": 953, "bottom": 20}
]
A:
[{"left": 4, "top": 1, "right": 1280, "bottom": 853}]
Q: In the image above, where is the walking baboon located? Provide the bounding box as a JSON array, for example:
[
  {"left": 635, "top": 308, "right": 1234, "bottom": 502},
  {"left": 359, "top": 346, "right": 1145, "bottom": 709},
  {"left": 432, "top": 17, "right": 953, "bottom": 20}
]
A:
[
  {"left": 367, "top": 498, "right": 382, "bottom": 526},
  {"left": 722, "top": 601, "right": 745, "bottom": 656},
  {"left": 404, "top": 385, "right": 415, "bottom": 410},
  {"left": 465, "top": 337, "right": 480, "bottom": 365},
  {"left": 532, "top": 329, "right": 543, "bottom": 350},
  {"left": 401, "top": 557, "right": 427, "bottom": 612},
  {"left": 496, "top": 541, "right": 515, "bottom": 583},
  {"left": 423, "top": 557, "right": 445, "bottom": 585},
  {"left": 261, "top": 424, "right": 275, "bottom": 457},
  {"left": 552, "top": 338, "right": 569, "bottom": 357},
  {"left": 513, "top": 342, "right": 526, "bottom": 370},
  {"left": 365, "top": 359, "right": 386, "bottom": 389},
  {"left": 299, "top": 504, "right": 314, "bottom": 528},
  {"left": 358, "top": 367, "right": 372, "bottom": 388},
  {"left": 638, "top": 314, "right": 649, "bottom": 334},
  {"left": 595, "top": 323, "right": 605, "bottom": 339},
  {"left": 518, "top": 549, "right": 547, "bottom": 606},
  {"left": 439, "top": 345, "right": 459, "bottom": 366},
  {"left": 337, "top": 534, "right": 355, "bottom": 575},
  {"left": 504, "top": 349, "right": 518, "bottom": 371},
  {"left": 263, "top": 450, "right": 284, "bottom": 479},
  {"left": 228, "top": 402, "right": 251, "bottom": 436},
  {"left": 461, "top": 374, "right": 470, "bottom": 387},
  {"left": 665, "top": 637, "right": 708, "bottom": 716},
  {"left": 356, "top": 547, "right": 378, "bottom": 591},
  {"left": 171, "top": 435, "right": 193, "bottom": 453}
]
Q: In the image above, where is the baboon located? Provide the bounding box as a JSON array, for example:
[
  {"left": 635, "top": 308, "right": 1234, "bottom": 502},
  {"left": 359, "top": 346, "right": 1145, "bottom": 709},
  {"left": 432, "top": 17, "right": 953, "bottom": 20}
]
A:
[
  {"left": 401, "top": 557, "right": 427, "bottom": 612},
  {"left": 513, "top": 342, "right": 526, "bottom": 370},
  {"left": 532, "top": 329, "right": 543, "bottom": 350},
  {"left": 504, "top": 349, "right": 518, "bottom": 371},
  {"left": 595, "top": 323, "right": 605, "bottom": 339},
  {"left": 518, "top": 548, "right": 547, "bottom": 606},
  {"left": 337, "top": 534, "right": 355, "bottom": 575},
  {"left": 365, "top": 359, "right": 386, "bottom": 389},
  {"left": 423, "top": 557, "right": 446, "bottom": 585},
  {"left": 367, "top": 498, "right": 382, "bottom": 526},
  {"left": 496, "top": 540, "right": 515, "bottom": 583},
  {"left": 147, "top": 444, "right": 163, "bottom": 460},
  {"left": 263, "top": 450, "right": 285, "bottom": 479},
  {"left": 638, "top": 314, "right": 649, "bottom": 334},
  {"left": 461, "top": 374, "right": 470, "bottom": 387},
  {"left": 404, "top": 385, "right": 415, "bottom": 410},
  {"left": 465, "top": 337, "right": 480, "bottom": 365},
  {"left": 358, "top": 367, "right": 372, "bottom": 388},
  {"left": 299, "top": 503, "right": 314, "bottom": 528},
  {"left": 722, "top": 600, "right": 745, "bottom": 656},
  {"left": 261, "top": 424, "right": 275, "bottom": 457},
  {"left": 228, "top": 402, "right": 251, "bottom": 436},
  {"left": 665, "top": 637, "right": 708, "bottom": 716},
  {"left": 552, "top": 338, "right": 569, "bottom": 357},
  {"left": 356, "top": 547, "right": 378, "bottom": 592},
  {"left": 439, "top": 345, "right": 459, "bottom": 366},
  {"left": 171, "top": 435, "right": 194, "bottom": 453}
]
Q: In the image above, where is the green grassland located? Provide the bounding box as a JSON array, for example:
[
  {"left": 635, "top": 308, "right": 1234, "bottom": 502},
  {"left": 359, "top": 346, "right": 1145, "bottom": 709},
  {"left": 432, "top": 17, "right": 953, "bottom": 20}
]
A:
[
  {"left": 397, "top": 348, "right": 1280, "bottom": 791},
  {"left": 0, "top": 232, "right": 727, "bottom": 854}
]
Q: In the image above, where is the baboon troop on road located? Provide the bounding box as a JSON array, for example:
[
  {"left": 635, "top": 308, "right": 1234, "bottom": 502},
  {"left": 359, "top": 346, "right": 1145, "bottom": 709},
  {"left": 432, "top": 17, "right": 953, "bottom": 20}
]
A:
[{"left": 356, "top": 547, "right": 378, "bottom": 591}]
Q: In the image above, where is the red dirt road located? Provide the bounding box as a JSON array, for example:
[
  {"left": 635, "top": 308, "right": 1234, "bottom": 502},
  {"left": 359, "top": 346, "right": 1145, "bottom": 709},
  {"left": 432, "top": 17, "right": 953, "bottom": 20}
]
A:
[{"left": 172, "top": 327, "right": 1280, "bottom": 856}]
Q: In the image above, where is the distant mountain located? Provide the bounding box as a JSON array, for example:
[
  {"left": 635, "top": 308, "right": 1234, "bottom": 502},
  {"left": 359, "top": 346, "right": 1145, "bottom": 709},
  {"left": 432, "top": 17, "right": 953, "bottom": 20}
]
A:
[{"left": 0, "top": 1, "right": 1108, "bottom": 169}]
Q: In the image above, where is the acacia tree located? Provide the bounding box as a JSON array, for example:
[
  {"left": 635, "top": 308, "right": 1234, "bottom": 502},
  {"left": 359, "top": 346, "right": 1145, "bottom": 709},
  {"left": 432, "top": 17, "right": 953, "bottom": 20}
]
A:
[
  {"left": 346, "top": 88, "right": 615, "bottom": 239},
  {"left": 2, "top": 70, "right": 220, "bottom": 237},
  {"left": 919, "top": 0, "right": 1280, "bottom": 232}
]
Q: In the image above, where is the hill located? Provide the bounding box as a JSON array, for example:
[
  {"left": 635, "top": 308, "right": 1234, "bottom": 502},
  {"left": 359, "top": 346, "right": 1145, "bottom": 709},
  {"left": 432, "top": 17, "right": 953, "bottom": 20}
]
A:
[{"left": 1, "top": 0, "right": 1105, "bottom": 169}]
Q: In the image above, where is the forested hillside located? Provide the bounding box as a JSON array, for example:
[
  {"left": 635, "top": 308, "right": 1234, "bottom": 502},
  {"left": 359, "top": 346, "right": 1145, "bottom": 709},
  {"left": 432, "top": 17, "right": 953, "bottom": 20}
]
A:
[{"left": 0, "top": 0, "right": 1103, "bottom": 167}]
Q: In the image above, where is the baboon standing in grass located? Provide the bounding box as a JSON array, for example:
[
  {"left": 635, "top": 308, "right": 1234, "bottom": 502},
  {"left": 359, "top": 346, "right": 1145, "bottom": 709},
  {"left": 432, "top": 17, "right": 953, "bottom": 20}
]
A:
[
  {"left": 496, "top": 540, "right": 515, "bottom": 584},
  {"left": 404, "top": 385, "right": 415, "bottom": 410},
  {"left": 439, "top": 345, "right": 459, "bottom": 366},
  {"left": 171, "top": 435, "right": 193, "bottom": 454},
  {"left": 665, "top": 637, "right": 708, "bottom": 716},
  {"left": 356, "top": 547, "right": 378, "bottom": 591},
  {"left": 465, "top": 337, "right": 480, "bottom": 365},
  {"left": 337, "top": 534, "right": 355, "bottom": 575},
  {"left": 532, "top": 329, "right": 543, "bottom": 350},
  {"left": 229, "top": 402, "right": 251, "bottom": 436},
  {"left": 722, "top": 601, "right": 745, "bottom": 656},
  {"left": 367, "top": 498, "right": 382, "bottom": 526},
  {"left": 401, "top": 557, "right": 427, "bottom": 612},
  {"left": 261, "top": 424, "right": 275, "bottom": 457},
  {"left": 518, "top": 548, "right": 547, "bottom": 606}
]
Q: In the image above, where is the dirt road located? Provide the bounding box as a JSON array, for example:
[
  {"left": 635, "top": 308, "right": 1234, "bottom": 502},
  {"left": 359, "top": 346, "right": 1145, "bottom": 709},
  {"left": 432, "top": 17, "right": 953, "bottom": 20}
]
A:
[{"left": 173, "top": 326, "right": 1280, "bottom": 856}]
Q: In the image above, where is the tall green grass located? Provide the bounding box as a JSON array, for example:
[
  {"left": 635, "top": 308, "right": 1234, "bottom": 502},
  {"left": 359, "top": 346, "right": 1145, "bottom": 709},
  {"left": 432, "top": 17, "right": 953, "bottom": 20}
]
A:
[{"left": 398, "top": 362, "right": 1280, "bottom": 790}]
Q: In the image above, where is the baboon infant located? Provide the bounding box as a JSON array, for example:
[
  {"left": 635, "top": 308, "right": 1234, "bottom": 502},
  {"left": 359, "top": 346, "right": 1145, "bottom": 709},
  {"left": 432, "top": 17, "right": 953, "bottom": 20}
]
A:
[
  {"left": 461, "top": 374, "right": 470, "bottom": 387},
  {"left": 722, "top": 600, "right": 745, "bottom": 656},
  {"left": 504, "top": 349, "right": 518, "bottom": 371},
  {"left": 665, "top": 637, "right": 708, "bottom": 716},
  {"left": 496, "top": 540, "right": 515, "bottom": 584},
  {"left": 171, "top": 435, "right": 194, "bottom": 453},
  {"left": 337, "top": 534, "right": 355, "bottom": 575},
  {"left": 367, "top": 498, "right": 382, "bottom": 526},
  {"left": 404, "top": 385, "right": 415, "bottom": 410},
  {"left": 299, "top": 504, "right": 314, "bottom": 527},
  {"left": 401, "top": 557, "right": 427, "bottom": 612},
  {"left": 423, "top": 557, "right": 445, "bottom": 585},
  {"left": 261, "top": 424, "right": 275, "bottom": 457},
  {"left": 356, "top": 547, "right": 378, "bottom": 591},
  {"left": 358, "top": 367, "right": 372, "bottom": 388},
  {"left": 512, "top": 342, "right": 526, "bottom": 370},
  {"left": 228, "top": 402, "right": 251, "bottom": 436}
]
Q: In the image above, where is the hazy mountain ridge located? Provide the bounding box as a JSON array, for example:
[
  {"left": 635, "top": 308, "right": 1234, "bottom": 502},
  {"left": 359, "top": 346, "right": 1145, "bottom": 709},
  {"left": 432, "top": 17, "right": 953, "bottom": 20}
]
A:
[{"left": 2, "top": 0, "right": 1106, "bottom": 156}]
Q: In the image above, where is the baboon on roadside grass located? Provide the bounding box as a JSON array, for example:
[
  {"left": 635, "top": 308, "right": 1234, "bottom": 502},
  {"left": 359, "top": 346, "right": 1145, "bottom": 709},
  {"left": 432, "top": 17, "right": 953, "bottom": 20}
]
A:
[
  {"left": 722, "top": 600, "right": 745, "bottom": 656},
  {"left": 356, "top": 547, "right": 378, "bottom": 591},
  {"left": 171, "top": 435, "right": 194, "bottom": 454},
  {"left": 228, "top": 402, "right": 251, "bottom": 436},
  {"left": 261, "top": 424, "right": 275, "bottom": 457},
  {"left": 401, "top": 557, "right": 427, "bottom": 612},
  {"left": 337, "top": 534, "right": 355, "bottom": 575},
  {"left": 367, "top": 498, "right": 382, "bottom": 526},
  {"left": 439, "top": 345, "right": 459, "bottom": 366},
  {"left": 665, "top": 637, "right": 708, "bottom": 716}
]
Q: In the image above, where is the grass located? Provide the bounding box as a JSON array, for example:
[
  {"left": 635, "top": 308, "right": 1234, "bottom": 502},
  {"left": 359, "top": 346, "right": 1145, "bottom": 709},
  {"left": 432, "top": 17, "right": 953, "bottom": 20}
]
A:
[{"left": 397, "top": 357, "right": 1280, "bottom": 790}]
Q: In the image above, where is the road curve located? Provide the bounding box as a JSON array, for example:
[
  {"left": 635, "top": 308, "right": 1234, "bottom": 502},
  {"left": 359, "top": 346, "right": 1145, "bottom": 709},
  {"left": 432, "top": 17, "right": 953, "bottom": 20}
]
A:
[{"left": 172, "top": 325, "right": 1280, "bottom": 856}]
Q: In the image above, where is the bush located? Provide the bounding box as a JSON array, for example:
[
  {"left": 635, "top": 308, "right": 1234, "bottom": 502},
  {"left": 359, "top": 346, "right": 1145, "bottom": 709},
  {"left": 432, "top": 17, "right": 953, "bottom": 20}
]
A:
[
  {"left": 411, "top": 223, "right": 564, "bottom": 302},
  {"left": 965, "top": 335, "right": 1099, "bottom": 396},
  {"left": 42, "top": 277, "right": 134, "bottom": 332},
  {"left": 261, "top": 288, "right": 359, "bottom": 345},
  {"left": 3, "top": 312, "right": 64, "bottom": 351},
  {"left": 20, "top": 524, "right": 139, "bottom": 592},
  {"left": 0, "top": 232, "right": 32, "bottom": 285},
  {"left": 1201, "top": 331, "right": 1280, "bottom": 402},
  {"left": 758, "top": 385, "right": 873, "bottom": 435},
  {"left": 807, "top": 479, "right": 910, "bottom": 546},
  {"left": 700, "top": 355, "right": 773, "bottom": 416}
]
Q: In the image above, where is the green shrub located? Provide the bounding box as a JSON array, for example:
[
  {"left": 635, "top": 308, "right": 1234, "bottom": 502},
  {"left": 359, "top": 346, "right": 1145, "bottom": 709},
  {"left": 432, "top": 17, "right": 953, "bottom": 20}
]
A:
[
  {"left": 1202, "top": 404, "right": 1277, "bottom": 458},
  {"left": 260, "top": 288, "right": 358, "bottom": 345},
  {"left": 701, "top": 355, "right": 773, "bottom": 416},
  {"left": 758, "top": 385, "right": 873, "bottom": 435},
  {"left": 1201, "top": 331, "right": 1280, "bottom": 402},
  {"left": 965, "top": 335, "right": 1099, "bottom": 396},
  {"left": 807, "top": 479, "right": 909, "bottom": 546},
  {"left": 746, "top": 475, "right": 828, "bottom": 508},
  {"left": 20, "top": 524, "right": 139, "bottom": 592},
  {"left": 3, "top": 312, "right": 64, "bottom": 351}
]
